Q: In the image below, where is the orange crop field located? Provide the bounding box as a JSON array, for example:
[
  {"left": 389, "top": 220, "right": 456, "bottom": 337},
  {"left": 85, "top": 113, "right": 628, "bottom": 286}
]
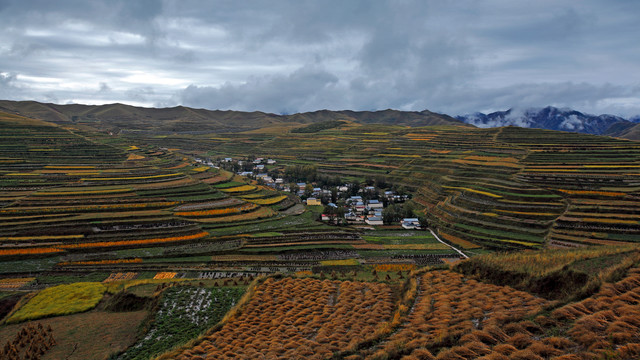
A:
[
  {"left": 59, "top": 231, "right": 209, "bottom": 249},
  {"left": 364, "top": 270, "right": 548, "bottom": 359},
  {"left": 174, "top": 203, "right": 257, "bottom": 217},
  {"left": 176, "top": 277, "right": 395, "bottom": 359}
]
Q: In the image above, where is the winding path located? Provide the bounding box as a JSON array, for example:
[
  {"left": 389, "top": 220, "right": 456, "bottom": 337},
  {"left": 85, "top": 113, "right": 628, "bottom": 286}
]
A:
[{"left": 429, "top": 228, "right": 469, "bottom": 259}]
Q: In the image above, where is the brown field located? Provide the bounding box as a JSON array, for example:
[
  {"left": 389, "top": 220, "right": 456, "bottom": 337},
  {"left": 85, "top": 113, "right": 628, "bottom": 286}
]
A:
[
  {"left": 0, "top": 310, "right": 147, "bottom": 360},
  {"left": 176, "top": 277, "right": 395, "bottom": 359}
]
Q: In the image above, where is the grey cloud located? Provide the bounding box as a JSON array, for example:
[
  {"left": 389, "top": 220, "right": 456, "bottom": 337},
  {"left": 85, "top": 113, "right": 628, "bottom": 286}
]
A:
[
  {"left": 435, "top": 82, "right": 640, "bottom": 118},
  {"left": 126, "top": 87, "right": 156, "bottom": 103},
  {"left": 98, "top": 82, "right": 111, "bottom": 93},
  {"left": 0, "top": 0, "right": 638, "bottom": 117},
  {"left": 0, "top": 72, "right": 23, "bottom": 98},
  {"left": 181, "top": 65, "right": 340, "bottom": 113}
]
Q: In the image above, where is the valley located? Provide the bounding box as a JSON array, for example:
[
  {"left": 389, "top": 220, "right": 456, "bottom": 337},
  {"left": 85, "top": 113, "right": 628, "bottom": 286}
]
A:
[{"left": 1, "top": 108, "right": 640, "bottom": 360}]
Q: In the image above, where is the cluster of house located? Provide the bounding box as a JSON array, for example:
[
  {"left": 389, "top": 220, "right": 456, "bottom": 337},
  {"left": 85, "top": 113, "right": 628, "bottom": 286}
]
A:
[
  {"left": 343, "top": 196, "right": 385, "bottom": 225},
  {"left": 236, "top": 158, "right": 282, "bottom": 185},
  {"left": 196, "top": 156, "right": 419, "bottom": 228},
  {"left": 313, "top": 195, "right": 418, "bottom": 228},
  {"left": 196, "top": 156, "right": 286, "bottom": 188}
]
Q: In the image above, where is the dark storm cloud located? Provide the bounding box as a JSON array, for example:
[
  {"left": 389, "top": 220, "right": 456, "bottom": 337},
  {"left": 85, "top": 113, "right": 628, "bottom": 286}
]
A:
[{"left": 0, "top": 0, "right": 638, "bottom": 116}]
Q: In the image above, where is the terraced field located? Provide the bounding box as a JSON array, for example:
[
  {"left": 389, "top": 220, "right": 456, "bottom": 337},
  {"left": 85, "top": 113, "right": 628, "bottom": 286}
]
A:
[
  {"left": 152, "top": 124, "right": 640, "bottom": 250},
  {"left": 2, "top": 112, "right": 455, "bottom": 283},
  {"left": 4, "top": 110, "right": 640, "bottom": 359}
]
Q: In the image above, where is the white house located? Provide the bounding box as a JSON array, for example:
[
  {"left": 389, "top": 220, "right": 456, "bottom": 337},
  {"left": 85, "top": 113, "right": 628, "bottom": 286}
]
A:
[
  {"left": 401, "top": 218, "right": 421, "bottom": 229},
  {"left": 366, "top": 216, "right": 384, "bottom": 226}
]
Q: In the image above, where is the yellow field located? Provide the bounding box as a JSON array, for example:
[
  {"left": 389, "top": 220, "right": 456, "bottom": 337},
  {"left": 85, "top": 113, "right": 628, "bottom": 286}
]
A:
[
  {"left": 7, "top": 282, "right": 106, "bottom": 323},
  {"left": 320, "top": 259, "right": 360, "bottom": 266}
]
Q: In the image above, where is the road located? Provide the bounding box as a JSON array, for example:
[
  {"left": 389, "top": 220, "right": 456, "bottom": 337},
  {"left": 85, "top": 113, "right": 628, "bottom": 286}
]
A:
[{"left": 429, "top": 228, "right": 469, "bottom": 259}]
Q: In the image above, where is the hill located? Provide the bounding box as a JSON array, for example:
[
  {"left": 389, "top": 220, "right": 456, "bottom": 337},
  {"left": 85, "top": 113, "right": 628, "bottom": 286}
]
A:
[
  {"left": 0, "top": 100, "right": 464, "bottom": 134},
  {"left": 606, "top": 122, "right": 640, "bottom": 140},
  {"left": 166, "top": 124, "right": 640, "bottom": 251},
  {"left": 456, "top": 106, "right": 630, "bottom": 136},
  {"left": 2, "top": 110, "right": 640, "bottom": 360}
]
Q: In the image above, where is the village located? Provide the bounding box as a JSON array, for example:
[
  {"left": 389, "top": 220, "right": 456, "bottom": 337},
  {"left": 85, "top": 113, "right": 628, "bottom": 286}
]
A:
[{"left": 195, "top": 155, "right": 423, "bottom": 229}]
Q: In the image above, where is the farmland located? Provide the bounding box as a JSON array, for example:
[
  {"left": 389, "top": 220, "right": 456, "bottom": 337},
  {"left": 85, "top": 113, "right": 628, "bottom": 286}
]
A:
[
  {"left": 2, "top": 109, "right": 640, "bottom": 359},
  {"left": 142, "top": 123, "right": 640, "bottom": 251}
]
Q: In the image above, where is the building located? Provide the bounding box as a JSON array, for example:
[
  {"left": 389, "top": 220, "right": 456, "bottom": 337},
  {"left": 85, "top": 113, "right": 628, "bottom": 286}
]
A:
[
  {"left": 306, "top": 197, "right": 322, "bottom": 206},
  {"left": 366, "top": 216, "right": 384, "bottom": 226},
  {"left": 368, "top": 200, "right": 383, "bottom": 209},
  {"left": 348, "top": 196, "right": 362, "bottom": 204},
  {"left": 401, "top": 218, "right": 421, "bottom": 229}
]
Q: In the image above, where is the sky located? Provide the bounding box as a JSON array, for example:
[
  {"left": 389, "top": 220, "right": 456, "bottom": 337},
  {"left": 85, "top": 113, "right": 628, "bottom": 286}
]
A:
[{"left": 0, "top": 0, "right": 639, "bottom": 117}]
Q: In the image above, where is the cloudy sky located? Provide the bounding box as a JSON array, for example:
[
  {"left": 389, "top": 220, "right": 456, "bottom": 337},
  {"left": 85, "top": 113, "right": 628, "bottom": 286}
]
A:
[{"left": 1, "top": 0, "right": 639, "bottom": 117}]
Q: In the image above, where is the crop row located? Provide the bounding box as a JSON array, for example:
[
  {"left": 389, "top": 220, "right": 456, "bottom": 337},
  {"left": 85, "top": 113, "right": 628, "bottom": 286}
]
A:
[{"left": 177, "top": 277, "right": 394, "bottom": 359}]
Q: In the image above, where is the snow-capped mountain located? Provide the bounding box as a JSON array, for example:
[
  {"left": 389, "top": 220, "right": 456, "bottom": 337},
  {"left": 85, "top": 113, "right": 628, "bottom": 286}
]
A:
[{"left": 456, "top": 106, "right": 630, "bottom": 135}]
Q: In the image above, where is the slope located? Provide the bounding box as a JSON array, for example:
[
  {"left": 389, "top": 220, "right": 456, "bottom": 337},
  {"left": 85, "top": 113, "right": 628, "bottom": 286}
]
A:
[{"left": 0, "top": 100, "right": 464, "bottom": 134}]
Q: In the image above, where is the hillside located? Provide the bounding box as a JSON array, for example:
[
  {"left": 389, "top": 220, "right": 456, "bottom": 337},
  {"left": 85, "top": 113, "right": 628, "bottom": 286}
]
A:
[
  {"left": 606, "top": 122, "right": 640, "bottom": 140},
  {"left": 0, "top": 100, "right": 464, "bottom": 134},
  {"left": 2, "top": 111, "right": 640, "bottom": 359},
  {"left": 150, "top": 124, "right": 640, "bottom": 251}
]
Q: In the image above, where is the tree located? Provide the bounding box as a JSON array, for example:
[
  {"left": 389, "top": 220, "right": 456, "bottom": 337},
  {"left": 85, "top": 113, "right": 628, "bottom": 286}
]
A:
[
  {"left": 383, "top": 204, "right": 400, "bottom": 224},
  {"left": 418, "top": 214, "right": 429, "bottom": 230},
  {"left": 304, "top": 184, "right": 314, "bottom": 198}
]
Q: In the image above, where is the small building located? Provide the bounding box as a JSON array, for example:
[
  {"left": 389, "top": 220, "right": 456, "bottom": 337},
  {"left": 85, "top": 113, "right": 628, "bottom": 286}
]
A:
[
  {"left": 275, "top": 178, "right": 284, "bottom": 184},
  {"left": 345, "top": 212, "right": 358, "bottom": 221},
  {"left": 368, "top": 200, "right": 383, "bottom": 209},
  {"left": 348, "top": 196, "right": 362, "bottom": 204},
  {"left": 267, "top": 159, "right": 276, "bottom": 164},
  {"left": 306, "top": 198, "right": 322, "bottom": 206},
  {"left": 321, "top": 214, "right": 331, "bottom": 221},
  {"left": 255, "top": 164, "right": 265, "bottom": 170},
  {"left": 401, "top": 218, "right": 421, "bottom": 230},
  {"left": 366, "top": 216, "right": 384, "bottom": 226},
  {"left": 223, "top": 157, "right": 232, "bottom": 162}
]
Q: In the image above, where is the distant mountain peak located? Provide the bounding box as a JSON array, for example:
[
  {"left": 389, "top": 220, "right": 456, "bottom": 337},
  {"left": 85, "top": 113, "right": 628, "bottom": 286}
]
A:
[{"left": 456, "top": 106, "right": 629, "bottom": 135}]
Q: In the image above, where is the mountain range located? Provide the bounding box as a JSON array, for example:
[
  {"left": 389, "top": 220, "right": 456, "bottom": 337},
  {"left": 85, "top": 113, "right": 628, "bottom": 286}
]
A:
[
  {"left": 1, "top": 99, "right": 639, "bottom": 140},
  {"left": 0, "top": 100, "right": 463, "bottom": 134},
  {"left": 456, "top": 106, "right": 640, "bottom": 139}
]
